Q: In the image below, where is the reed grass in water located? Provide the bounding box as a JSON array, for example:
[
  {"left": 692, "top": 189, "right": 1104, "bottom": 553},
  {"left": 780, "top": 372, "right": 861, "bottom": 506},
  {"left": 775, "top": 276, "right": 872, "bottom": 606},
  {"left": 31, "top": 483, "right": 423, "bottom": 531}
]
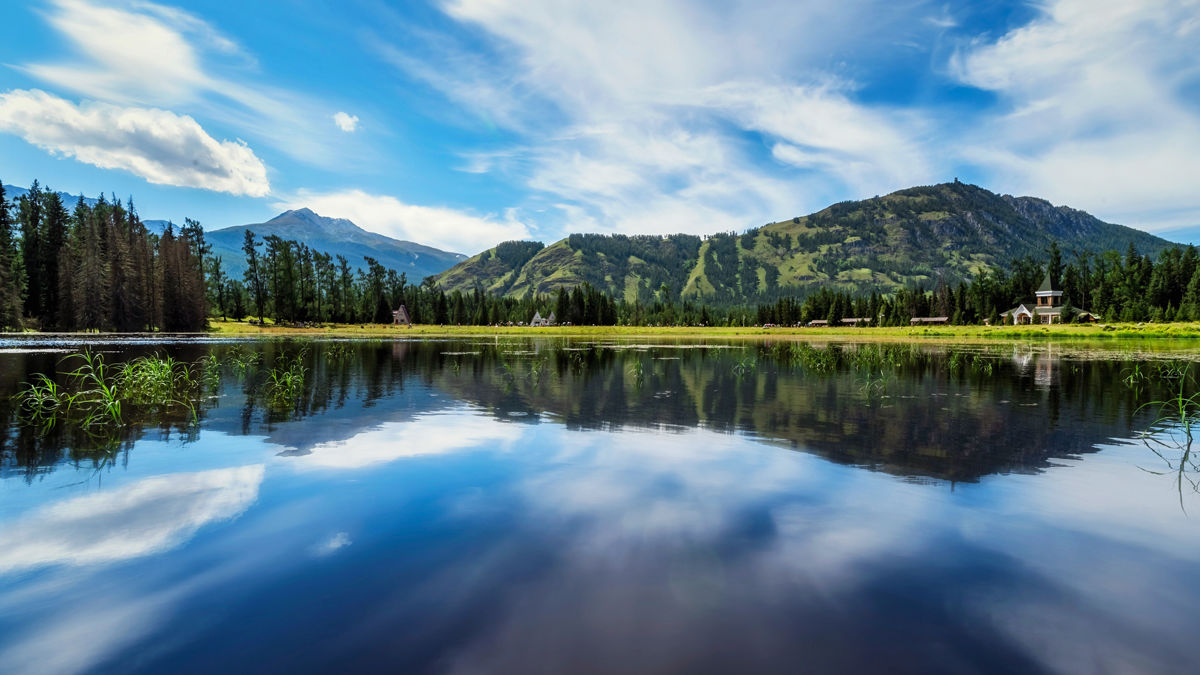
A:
[
  {"left": 14, "top": 350, "right": 208, "bottom": 435},
  {"left": 1137, "top": 363, "right": 1200, "bottom": 511}
]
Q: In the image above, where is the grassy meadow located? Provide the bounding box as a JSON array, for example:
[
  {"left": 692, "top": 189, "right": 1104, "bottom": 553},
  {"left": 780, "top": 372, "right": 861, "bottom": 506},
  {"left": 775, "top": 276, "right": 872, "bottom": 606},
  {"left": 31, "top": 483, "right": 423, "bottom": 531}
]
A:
[{"left": 203, "top": 318, "right": 1200, "bottom": 342}]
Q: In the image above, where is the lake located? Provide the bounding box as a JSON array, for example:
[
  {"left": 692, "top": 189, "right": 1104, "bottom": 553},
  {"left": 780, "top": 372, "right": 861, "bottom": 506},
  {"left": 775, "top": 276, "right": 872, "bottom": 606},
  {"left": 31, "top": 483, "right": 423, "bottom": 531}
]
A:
[{"left": 1, "top": 337, "right": 1197, "bottom": 674}]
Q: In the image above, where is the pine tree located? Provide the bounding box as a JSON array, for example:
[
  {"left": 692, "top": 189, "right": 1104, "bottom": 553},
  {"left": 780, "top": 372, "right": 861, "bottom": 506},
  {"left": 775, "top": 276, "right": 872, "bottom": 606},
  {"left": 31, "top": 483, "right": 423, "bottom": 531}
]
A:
[
  {"left": 18, "top": 181, "right": 43, "bottom": 322},
  {"left": 39, "top": 191, "right": 68, "bottom": 327},
  {"left": 1048, "top": 240, "right": 1063, "bottom": 285},
  {"left": 242, "top": 230, "right": 266, "bottom": 323},
  {"left": 73, "top": 202, "right": 112, "bottom": 331},
  {"left": 1184, "top": 264, "right": 1200, "bottom": 321},
  {"left": 209, "top": 255, "right": 227, "bottom": 320},
  {"left": 0, "top": 181, "right": 23, "bottom": 328}
]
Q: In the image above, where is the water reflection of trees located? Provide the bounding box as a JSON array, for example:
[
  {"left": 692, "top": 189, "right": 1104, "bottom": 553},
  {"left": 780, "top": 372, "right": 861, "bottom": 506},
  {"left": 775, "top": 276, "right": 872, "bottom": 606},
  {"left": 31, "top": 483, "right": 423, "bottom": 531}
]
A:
[
  {"left": 0, "top": 339, "right": 1183, "bottom": 484},
  {"left": 433, "top": 341, "right": 1164, "bottom": 483}
]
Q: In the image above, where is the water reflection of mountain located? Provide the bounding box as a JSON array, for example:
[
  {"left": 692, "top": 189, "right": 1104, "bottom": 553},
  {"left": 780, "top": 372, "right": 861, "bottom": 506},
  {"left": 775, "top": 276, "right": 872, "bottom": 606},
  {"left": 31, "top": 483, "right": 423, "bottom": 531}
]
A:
[
  {"left": 430, "top": 343, "right": 1153, "bottom": 483},
  {"left": 0, "top": 339, "right": 1158, "bottom": 483}
]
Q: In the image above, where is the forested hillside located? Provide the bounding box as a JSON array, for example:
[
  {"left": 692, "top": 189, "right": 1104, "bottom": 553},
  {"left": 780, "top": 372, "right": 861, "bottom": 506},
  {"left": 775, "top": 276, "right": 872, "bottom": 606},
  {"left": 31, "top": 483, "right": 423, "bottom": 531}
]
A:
[{"left": 435, "top": 182, "right": 1173, "bottom": 303}]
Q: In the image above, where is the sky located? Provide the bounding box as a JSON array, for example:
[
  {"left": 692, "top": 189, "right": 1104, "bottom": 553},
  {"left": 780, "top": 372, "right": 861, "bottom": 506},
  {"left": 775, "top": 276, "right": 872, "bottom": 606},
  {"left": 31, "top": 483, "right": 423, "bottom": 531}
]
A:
[{"left": 1, "top": 0, "right": 1198, "bottom": 254}]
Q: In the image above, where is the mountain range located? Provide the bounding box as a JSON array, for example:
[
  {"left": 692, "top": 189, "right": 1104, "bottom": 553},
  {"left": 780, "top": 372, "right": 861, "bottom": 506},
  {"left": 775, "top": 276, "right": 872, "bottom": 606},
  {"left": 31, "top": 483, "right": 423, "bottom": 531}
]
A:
[
  {"left": 202, "top": 208, "right": 466, "bottom": 281},
  {"left": 4, "top": 181, "right": 1181, "bottom": 302},
  {"left": 433, "top": 182, "right": 1175, "bottom": 302}
]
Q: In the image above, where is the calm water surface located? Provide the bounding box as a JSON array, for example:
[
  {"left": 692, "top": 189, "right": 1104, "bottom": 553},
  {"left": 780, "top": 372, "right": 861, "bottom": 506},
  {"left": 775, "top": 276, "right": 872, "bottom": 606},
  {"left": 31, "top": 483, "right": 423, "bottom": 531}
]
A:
[{"left": 0, "top": 337, "right": 1197, "bottom": 674}]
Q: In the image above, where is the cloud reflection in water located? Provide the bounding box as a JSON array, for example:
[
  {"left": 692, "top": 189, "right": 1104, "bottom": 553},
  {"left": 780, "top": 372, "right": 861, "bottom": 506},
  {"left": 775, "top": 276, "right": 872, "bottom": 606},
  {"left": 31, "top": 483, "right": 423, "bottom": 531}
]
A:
[
  {"left": 289, "top": 410, "right": 523, "bottom": 471},
  {"left": 0, "top": 465, "right": 264, "bottom": 573}
]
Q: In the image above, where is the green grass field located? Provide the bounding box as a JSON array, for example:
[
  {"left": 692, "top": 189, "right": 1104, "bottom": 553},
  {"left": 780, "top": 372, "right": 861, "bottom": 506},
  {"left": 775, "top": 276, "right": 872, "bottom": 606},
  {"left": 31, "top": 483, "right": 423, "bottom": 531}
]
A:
[{"left": 205, "top": 318, "right": 1200, "bottom": 342}]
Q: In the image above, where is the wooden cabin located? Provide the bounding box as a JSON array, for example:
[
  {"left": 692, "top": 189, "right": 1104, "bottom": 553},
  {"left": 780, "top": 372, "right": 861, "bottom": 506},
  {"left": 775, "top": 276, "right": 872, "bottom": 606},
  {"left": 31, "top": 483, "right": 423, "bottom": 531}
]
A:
[
  {"left": 1001, "top": 272, "right": 1096, "bottom": 324},
  {"left": 392, "top": 304, "right": 411, "bottom": 327}
]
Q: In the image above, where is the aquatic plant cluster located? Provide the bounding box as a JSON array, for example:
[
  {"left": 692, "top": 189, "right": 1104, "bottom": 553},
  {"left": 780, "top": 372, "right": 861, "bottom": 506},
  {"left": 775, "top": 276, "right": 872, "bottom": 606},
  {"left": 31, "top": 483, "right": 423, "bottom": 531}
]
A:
[
  {"left": 16, "top": 351, "right": 201, "bottom": 431},
  {"left": 8, "top": 342, "right": 319, "bottom": 448}
]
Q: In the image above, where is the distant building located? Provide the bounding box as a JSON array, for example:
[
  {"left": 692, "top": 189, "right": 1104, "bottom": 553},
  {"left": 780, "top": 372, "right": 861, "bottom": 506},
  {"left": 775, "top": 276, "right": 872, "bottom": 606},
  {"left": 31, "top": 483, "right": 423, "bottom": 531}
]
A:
[
  {"left": 1000, "top": 272, "right": 1096, "bottom": 324},
  {"left": 392, "top": 304, "right": 411, "bottom": 327},
  {"left": 807, "top": 318, "right": 869, "bottom": 327},
  {"left": 910, "top": 316, "right": 950, "bottom": 325},
  {"left": 530, "top": 311, "right": 556, "bottom": 327}
]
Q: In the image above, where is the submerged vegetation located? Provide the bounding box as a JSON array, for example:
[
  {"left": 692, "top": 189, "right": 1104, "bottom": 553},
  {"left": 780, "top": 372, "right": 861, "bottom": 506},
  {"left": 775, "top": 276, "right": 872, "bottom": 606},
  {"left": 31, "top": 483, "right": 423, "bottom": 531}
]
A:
[
  {"left": 6, "top": 342, "right": 329, "bottom": 450},
  {"left": 15, "top": 351, "right": 201, "bottom": 433},
  {"left": 266, "top": 348, "right": 309, "bottom": 410},
  {"left": 1137, "top": 363, "right": 1200, "bottom": 510}
]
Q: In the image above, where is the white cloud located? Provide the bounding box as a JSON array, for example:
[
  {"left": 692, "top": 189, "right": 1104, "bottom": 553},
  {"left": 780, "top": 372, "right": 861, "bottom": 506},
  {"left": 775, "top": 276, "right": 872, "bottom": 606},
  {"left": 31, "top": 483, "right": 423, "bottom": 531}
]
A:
[
  {"left": 0, "top": 590, "right": 175, "bottom": 675},
  {"left": 952, "top": 0, "right": 1200, "bottom": 230},
  {"left": 275, "top": 189, "right": 532, "bottom": 254},
  {"left": 374, "top": 0, "right": 940, "bottom": 237},
  {"left": 370, "top": 0, "right": 1200, "bottom": 236},
  {"left": 332, "top": 111, "right": 360, "bottom": 132},
  {"left": 310, "top": 532, "right": 352, "bottom": 556},
  {"left": 25, "top": 0, "right": 211, "bottom": 105},
  {"left": 0, "top": 89, "right": 270, "bottom": 197},
  {"left": 291, "top": 411, "right": 522, "bottom": 470},
  {"left": 23, "top": 0, "right": 357, "bottom": 167},
  {"left": 0, "top": 465, "right": 264, "bottom": 573},
  {"left": 693, "top": 81, "right": 932, "bottom": 195}
]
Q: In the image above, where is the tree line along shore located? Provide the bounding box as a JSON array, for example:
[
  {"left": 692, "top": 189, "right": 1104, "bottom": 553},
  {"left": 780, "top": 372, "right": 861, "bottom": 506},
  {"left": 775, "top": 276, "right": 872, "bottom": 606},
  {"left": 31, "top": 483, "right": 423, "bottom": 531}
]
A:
[{"left": 4, "top": 179, "right": 1200, "bottom": 334}]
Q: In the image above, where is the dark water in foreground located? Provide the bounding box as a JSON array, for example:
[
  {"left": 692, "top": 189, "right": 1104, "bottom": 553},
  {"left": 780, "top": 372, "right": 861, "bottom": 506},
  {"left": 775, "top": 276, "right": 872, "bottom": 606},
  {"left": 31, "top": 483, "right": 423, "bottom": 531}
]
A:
[{"left": 0, "top": 337, "right": 1197, "bottom": 674}]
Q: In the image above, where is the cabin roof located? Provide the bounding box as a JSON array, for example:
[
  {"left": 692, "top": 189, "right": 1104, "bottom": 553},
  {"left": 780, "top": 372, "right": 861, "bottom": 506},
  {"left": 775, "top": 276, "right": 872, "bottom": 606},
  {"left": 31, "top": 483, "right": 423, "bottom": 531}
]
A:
[{"left": 1037, "top": 271, "right": 1058, "bottom": 293}]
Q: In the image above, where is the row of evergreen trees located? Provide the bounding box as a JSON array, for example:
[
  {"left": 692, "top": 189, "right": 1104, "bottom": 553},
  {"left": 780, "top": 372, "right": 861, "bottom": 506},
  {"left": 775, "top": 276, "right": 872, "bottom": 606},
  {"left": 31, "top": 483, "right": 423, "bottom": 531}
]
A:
[
  {"left": 5, "top": 178, "right": 1200, "bottom": 331},
  {"left": 0, "top": 181, "right": 207, "bottom": 331},
  {"left": 755, "top": 242, "right": 1200, "bottom": 326},
  {"left": 234, "top": 227, "right": 619, "bottom": 327}
]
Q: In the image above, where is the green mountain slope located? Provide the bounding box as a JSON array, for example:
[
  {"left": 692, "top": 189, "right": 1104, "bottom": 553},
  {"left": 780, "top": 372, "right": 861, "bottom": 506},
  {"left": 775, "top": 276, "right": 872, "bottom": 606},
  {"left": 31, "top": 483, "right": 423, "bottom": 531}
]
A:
[{"left": 434, "top": 182, "right": 1174, "bottom": 301}]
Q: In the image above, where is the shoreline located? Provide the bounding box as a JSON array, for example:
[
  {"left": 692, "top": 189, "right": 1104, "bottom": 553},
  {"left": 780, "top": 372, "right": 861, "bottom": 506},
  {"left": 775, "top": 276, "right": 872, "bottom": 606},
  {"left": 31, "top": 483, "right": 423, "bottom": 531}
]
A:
[{"left": 5, "top": 320, "right": 1200, "bottom": 342}]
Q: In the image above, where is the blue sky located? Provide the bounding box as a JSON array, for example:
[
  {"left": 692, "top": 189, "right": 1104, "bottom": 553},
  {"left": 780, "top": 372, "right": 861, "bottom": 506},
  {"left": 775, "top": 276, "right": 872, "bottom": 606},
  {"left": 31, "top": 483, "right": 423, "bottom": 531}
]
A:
[{"left": 1, "top": 0, "right": 1198, "bottom": 254}]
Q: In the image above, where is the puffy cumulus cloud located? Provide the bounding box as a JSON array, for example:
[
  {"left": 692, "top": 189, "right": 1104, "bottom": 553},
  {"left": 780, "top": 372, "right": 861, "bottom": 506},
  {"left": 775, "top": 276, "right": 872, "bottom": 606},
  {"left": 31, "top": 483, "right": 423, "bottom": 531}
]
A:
[
  {"left": 952, "top": 0, "right": 1200, "bottom": 230},
  {"left": 24, "top": 0, "right": 359, "bottom": 167},
  {"left": 0, "top": 465, "right": 264, "bottom": 573},
  {"left": 0, "top": 89, "right": 271, "bottom": 197},
  {"left": 333, "top": 111, "right": 360, "bottom": 132},
  {"left": 275, "top": 189, "right": 532, "bottom": 254}
]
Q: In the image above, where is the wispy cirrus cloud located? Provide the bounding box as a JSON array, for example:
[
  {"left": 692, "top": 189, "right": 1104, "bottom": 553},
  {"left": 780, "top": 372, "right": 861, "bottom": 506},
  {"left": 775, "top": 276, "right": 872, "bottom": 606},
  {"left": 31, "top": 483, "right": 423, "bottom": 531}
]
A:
[
  {"left": 951, "top": 0, "right": 1200, "bottom": 231},
  {"left": 0, "top": 89, "right": 269, "bottom": 196},
  {"left": 371, "top": 0, "right": 1200, "bottom": 237},
  {"left": 370, "top": 0, "right": 944, "bottom": 237}
]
